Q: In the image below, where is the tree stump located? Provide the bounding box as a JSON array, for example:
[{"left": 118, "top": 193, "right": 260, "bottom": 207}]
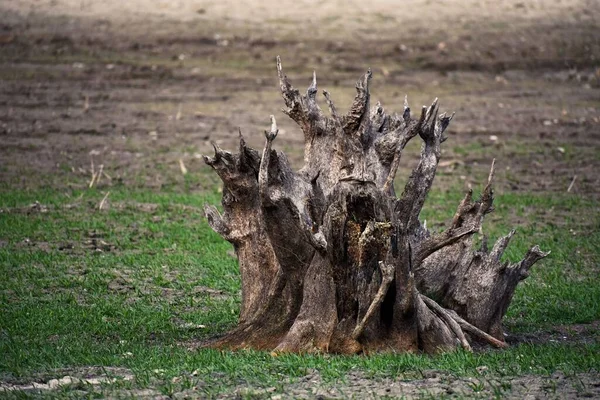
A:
[{"left": 203, "top": 57, "right": 549, "bottom": 354}]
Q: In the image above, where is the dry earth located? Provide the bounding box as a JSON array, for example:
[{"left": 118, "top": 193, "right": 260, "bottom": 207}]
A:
[
  {"left": 2, "top": 367, "right": 600, "bottom": 399},
  {"left": 1, "top": 0, "right": 599, "bottom": 398},
  {"left": 1, "top": 0, "right": 599, "bottom": 194}
]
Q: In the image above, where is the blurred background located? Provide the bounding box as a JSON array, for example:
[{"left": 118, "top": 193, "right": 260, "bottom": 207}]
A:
[{"left": 1, "top": 0, "right": 599, "bottom": 196}]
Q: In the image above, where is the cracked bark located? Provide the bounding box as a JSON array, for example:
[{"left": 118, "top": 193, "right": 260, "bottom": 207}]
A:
[{"left": 202, "top": 57, "right": 549, "bottom": 354}]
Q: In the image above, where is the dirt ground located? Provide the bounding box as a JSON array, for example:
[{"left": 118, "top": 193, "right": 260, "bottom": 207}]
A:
[
  {"left": 1, "top": 0, "right": 599, "bottom": 195},
  {"left": 0, "top": 0, "right": 599, "bottom": 397},
  {"left": 2, "top": 367, "right": 600, "bottom": 399}
]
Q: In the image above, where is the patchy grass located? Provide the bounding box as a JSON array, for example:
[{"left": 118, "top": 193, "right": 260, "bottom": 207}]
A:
[
  {"left": 0, "top": 179, "right": 598, "bottom": 397},
  {"left": 423, "top": 187, "right": 600, "bottom": 332}
]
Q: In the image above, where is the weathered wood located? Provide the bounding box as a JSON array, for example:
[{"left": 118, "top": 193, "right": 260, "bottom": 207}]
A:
[{"left": 203, "top": 58, "right": 548, "bottom": 354}]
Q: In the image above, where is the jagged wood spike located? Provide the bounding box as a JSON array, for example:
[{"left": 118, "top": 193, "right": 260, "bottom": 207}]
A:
[
  {"left": 258, "top": 115, "right": 278, "bottom": 204},
  {"left": 308, "top": 71, "right": 317, "bottom": 98},
  {"left": 479, "top": 159, "right": 496, "bottom": 217},
  {"left": 451, "top": 189, "right": 473, "bottom": 228},
  {"left": 424, "top": 97, "right": 438, "bottom": 125},
  {"left": 237, "top": 128, "right": 247, "bottom": 168},
  {"left": 276, "top": 56, "right": 311, "bottom": 137},
  {"left": 513, "top": 246, "right": 550, "bottom": 279},
  {"left": 382, "top": 129, "right": 415, "bottom": 193},
  {"left": 429, "top": 105, "right": 439, "bottom": 137},
  {"left": 323, "top": 90, "right": 339, "bottom": 121},
  {"left": 343, "top": 68, "right": 372, "bottom": 135},
  {"left": 276, "top": 55, "right": 300, "bottom": 107},
  {"left": 204, "top": 205, "right": 230, "bottom": 239},
  {"left": 403, "top": 95, "right": 411, "bottom": 121},
  {"left": 490, "top": 229, "right": 516, "bottom": 261},
  {"left": 417, "top": 105, "right": 427, "bottom": 129},
  {"left": 211, "top": 141, "right": 222, "bottom": 160},
  {"left": 440, "top": 111, "right": 454, "bottom": 132}
]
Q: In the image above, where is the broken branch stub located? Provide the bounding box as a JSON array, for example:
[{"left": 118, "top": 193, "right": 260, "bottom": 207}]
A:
[{"left": 202, "top": 58, "right": 548, "bottom": 354}]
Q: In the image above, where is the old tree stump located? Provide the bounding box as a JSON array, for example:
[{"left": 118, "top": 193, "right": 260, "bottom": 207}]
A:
[{"left": 203, "top": 57, "right": 549, "bottom": 354}]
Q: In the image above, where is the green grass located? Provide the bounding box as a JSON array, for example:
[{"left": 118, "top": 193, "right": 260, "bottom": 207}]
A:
[
  {"left": 423, "top": 187, "right": 600, "bottom": 328},
  {"left": 0, "top": 183, "right": 598, "bottom": 397}
]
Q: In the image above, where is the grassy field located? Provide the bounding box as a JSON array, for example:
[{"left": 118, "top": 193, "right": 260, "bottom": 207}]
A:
[{"left": 1, "top": 172, "right": 598, "bottom": 398}]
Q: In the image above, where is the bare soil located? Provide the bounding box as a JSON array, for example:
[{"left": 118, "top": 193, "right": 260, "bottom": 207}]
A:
[
  {"left": 2, "top": 367, "right": 600, "bottom": 399},
  {"left": 0, "top": 0, "right": 599, "bottom": 196}
]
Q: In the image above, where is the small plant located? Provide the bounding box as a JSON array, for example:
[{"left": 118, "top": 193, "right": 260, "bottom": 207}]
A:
[{"left": 468, "top": 379, "right": 485, "bottom": 393}]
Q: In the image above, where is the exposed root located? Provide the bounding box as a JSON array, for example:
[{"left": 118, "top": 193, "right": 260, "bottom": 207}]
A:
[
  {"left": 352, "top": 261, "right": 394, "bottom": 340},
  {"left": 421, "top": 295, "right": 508, "bottom": 349},
  {"left": 421, "top": 295, "right": 472, "bottom": 351}
]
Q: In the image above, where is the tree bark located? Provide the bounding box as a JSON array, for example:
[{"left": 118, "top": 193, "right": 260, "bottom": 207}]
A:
[{"left": 202, "top": 57, "right": 549, "bottom": 354}]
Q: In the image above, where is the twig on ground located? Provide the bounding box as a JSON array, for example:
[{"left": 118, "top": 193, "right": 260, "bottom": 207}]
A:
[
  {"left": 567, "top": 175, "right": 577, "bottom": 192},
  {"left": 176, "top": 103, "right": 182, "bottom": 120},
  {"left": 95, "top": 164, "right": 104, "bottom": 186},
  {"left": 99, "top": 191, "right": 110, "bottom": 210},
  {"left": 179, "top": 159, "right": 188, "bottom": 175},
  {"left": 89, "top": 158, "right": 97, "bottom": 188}
]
